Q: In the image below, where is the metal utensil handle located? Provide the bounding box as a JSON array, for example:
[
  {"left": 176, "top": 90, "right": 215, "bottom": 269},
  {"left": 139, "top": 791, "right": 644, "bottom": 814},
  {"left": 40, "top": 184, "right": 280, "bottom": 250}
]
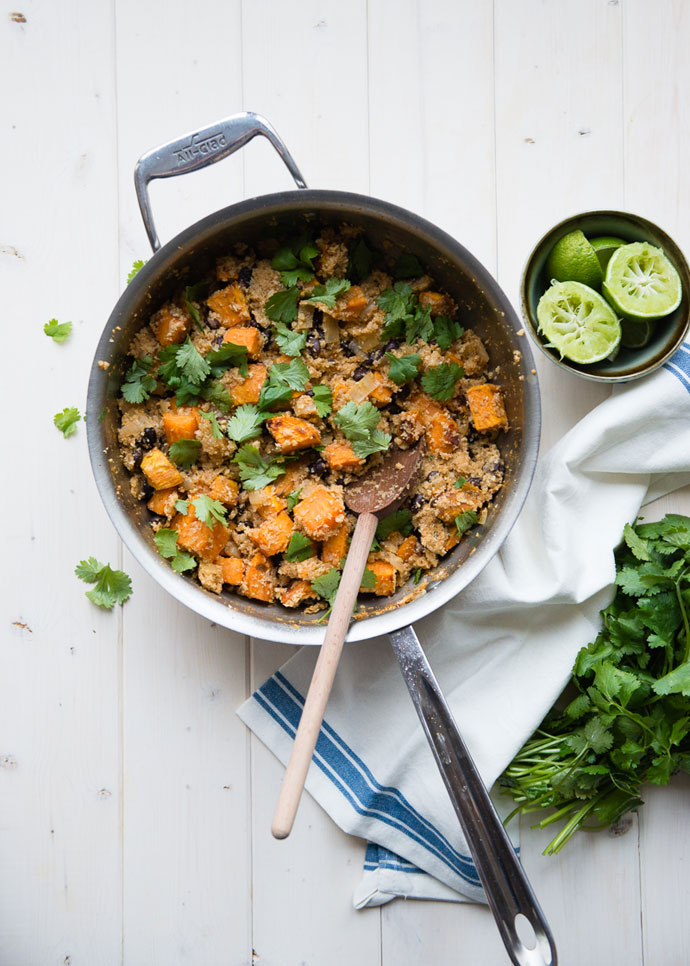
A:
[
  {"left": 134, "top": 111, "right": 308, "bottom": 251},
  {"left": 389, "top": 625, "right": 557, "bottom": 966}
]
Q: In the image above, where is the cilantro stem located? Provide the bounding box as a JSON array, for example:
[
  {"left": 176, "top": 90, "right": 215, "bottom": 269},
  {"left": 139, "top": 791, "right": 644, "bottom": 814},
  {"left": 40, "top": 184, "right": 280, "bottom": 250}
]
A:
[{"left": 675, "top": 572, "right": 690, "bottom": 663}]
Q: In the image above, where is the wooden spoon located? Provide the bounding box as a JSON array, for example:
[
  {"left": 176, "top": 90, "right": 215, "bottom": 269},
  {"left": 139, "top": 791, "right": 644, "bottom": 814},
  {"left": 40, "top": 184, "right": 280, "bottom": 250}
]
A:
[{"left": 271, "top": 441, "right": 425, "bottom": 839}]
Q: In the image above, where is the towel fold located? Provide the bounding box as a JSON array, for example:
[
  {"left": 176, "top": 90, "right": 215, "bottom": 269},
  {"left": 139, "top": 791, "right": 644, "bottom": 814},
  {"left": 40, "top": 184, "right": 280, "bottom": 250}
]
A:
[{"left": 238, "top": 344, "right": 690, "bottom": 904}]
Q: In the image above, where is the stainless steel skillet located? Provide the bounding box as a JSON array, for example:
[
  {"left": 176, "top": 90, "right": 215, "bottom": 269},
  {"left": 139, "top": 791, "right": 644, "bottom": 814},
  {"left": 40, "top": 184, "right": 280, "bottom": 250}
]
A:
[{"left": 86, "top": 112, "right": 554, "bottom": 965}]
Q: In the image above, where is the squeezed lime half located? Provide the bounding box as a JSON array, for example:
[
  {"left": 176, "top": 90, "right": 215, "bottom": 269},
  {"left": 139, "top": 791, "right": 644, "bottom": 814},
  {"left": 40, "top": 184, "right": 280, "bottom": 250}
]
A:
[
  {"left": 537, "top": 280, "right": 622, "bottom": 364},
  {"left": 603, "top": 242, "right": 682, "bottom": 320},
  {"left": 620, "top": 318, "right": 654, "bottom": 348},
  {"left": 545, "top": 229, "right": 604, "bottom": 289},
  {"left": 589, "top": 235, "right": 626, "bottom": 272}
]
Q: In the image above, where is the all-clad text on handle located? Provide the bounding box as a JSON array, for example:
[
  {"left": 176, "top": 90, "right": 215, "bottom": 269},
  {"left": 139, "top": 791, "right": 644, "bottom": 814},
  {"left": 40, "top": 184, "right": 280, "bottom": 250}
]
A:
[{"left": 134, "top": 111, "right": 307, "bottom": 251}]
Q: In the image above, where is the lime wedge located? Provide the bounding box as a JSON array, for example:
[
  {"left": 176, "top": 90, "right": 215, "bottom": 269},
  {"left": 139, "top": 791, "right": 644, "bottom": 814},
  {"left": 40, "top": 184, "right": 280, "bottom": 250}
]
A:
[
  {"left": 546, "top": 229, "right": 603, "bottom": 289},
  {"left": 589, "top": 235, "right": 626, "bottom": 272},
  {"left": 603, "top": 242, "right": 682, "bottom": 320},
  {"left": 620, "top": 318, "right": 654, "bottom": 348},
  {"left": 537, "top": 280, "right": 621, "bottom": 365}
]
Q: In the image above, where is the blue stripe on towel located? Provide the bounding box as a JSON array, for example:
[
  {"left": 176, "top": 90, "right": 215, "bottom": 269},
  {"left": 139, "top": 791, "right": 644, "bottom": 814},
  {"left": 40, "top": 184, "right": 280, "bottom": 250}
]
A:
[
  {"left": 363, "top": 842, "right": 425, "bottom": 874},
  {"left": 663, "top": 342, "right": 690, "bottom": 392},
  {"left": 254, "top": 673, "right": 481, "bottom": 887}
]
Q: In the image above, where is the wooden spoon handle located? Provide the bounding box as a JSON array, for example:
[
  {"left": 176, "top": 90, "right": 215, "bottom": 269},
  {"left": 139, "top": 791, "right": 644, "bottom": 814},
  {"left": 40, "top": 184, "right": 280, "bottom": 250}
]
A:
[{"left": 271, "top": 510, "right": 379, "bottom": 839}]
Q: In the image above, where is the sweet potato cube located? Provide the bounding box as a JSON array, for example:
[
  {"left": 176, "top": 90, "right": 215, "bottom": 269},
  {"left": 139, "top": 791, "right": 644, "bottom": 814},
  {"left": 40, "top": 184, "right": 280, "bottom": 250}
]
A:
[
  {"left": 433, "top": 486, "right": 481, "bottom": 524},
  {"left": 278, "top": 579, "right": 317, "bottom": 608},
  {"left": 141, "top": 448, "right": 184, "bottom": 490},
  {"left": 147, "top": 486, "right": 179, "bottom": 516},
  {"left": 369, "top": 372, "right": 393, "bottom": 407},
  {"left": 241, "top": 552, "right": 276, "bottom": 603},
  {"left": 445, "top": 530, "right": 460, "bottom": 552},
  {"left": 466, "top": 384, "right": 508, "bottom": 432},
  {"left": 248, "top": 485, "right": 287, "bottom": 519},
  {"left": 229, "top": 363, "right": 267, "bottom": 405},
  {"left": 266, "top": 415, "right": 321, "bottom": 454},
  {"left": 322, "top": 524, "right": 349, "bottom": 568},
  {"left": 293, "top": 487, "right": 345, "bottom": 541},
  {"left": 249, "top": 511, "right": 294, "bottom": 557},
  {"left": 323, "top": 442, "right": 364, "bottom": 473},
  {"left": 210, "top": 475, "right": 239, "bottom": 506},
  {"left": 173, "top": 503, "right": 229, "bottom": 562},
  {"left": 207, "top": 283, "right": 251, "bottom": 325},
  {"left": 427, "top": 411, "right": 461, "bottom": 455},
  {"left": 418, "top": 290, "right": 453, "bottom": 316},
  {"left": 332, "top": 285, "right": 369, "bottom": 321},
  {"left": 222, "top": 325, "right": 261, "bottom": 359},
  {"left": 361, "top": 559, "right": 396, "bottom": 596},
  {"left": 162, "top": 410, "right": 199, "bottom": 444},
  {"left": 274, "top": 464, "right": 306, "bottom": 497},
  {"left": 152, "top": 306, "right": 191, "bottom": 346},
  {"left": 218, "top": 556, "right": 244, "bottom": 585},
  {"left": 396, "top": 535, "right": 418, "bottom": 561}
]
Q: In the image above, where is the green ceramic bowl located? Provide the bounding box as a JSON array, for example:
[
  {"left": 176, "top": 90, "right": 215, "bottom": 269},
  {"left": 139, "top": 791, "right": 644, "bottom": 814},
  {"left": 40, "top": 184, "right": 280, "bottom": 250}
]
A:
[{"left": 520, "top": 210, "right": 690, "bottom": 381}]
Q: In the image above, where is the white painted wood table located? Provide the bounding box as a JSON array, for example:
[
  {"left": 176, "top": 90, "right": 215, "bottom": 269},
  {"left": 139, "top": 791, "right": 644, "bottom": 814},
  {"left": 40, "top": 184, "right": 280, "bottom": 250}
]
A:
[{"left": 4, "top": 1, "right": 690, "bottom": 963}]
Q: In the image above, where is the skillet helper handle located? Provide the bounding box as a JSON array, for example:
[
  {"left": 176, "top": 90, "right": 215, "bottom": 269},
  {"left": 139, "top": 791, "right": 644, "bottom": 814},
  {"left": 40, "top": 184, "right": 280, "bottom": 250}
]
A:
[
  {"left": 389, "top": 625, "right": 557, "bottom": 966},
  {"left": 272, "top": 511, "right": 379, "bottom": 840},
  {"left": 134, "top": 111, "right": 307, "bottom": 251}
]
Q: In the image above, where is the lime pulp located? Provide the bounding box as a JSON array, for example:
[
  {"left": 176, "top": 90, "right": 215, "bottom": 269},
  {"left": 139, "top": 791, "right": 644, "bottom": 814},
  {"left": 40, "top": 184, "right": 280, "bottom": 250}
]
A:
[
  {"left": 603, "top": 242, "right": 682, "bottom": 320},
  {"left": 536, "top": 280, "right": 622, "bottom": 365},
  {"left": 545, "top": 229, "right": 603, "bottom": 290}
]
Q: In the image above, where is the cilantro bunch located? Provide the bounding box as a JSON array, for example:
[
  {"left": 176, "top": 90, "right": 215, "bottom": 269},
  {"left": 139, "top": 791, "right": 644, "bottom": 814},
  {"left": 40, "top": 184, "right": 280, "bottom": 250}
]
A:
[{"left": 500, "top": 515, "right": 690, "bottom": 854}]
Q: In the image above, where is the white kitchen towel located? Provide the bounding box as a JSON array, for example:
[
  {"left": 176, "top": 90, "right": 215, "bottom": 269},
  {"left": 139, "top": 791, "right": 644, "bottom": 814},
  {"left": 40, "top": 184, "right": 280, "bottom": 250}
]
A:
[{"left": 238, "top": 343, "right": 690, "bottom": 906}]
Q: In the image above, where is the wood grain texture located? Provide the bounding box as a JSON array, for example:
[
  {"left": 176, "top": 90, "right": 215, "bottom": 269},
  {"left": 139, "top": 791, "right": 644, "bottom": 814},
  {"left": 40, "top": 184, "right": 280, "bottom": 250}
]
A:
[{"left": 4, "top": 0, "right": 690, "bottom": 963}]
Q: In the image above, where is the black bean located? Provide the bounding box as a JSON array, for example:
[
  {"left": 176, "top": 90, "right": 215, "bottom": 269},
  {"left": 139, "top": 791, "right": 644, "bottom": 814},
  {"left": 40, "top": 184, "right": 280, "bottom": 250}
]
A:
[
  {"left": 397, "top": 383, "right": 411, "bottom": 401},
  {"left": 488, "top": 460, "right": 504, "bottom": 473},
  {"left": 409, "top": 494, "right": 425, "bottom": 511},
  {"left": 149, "top": 512, "right": 166, "bottom": 524},
  {"left": 141, "top": 482, "right": 154, "bottom": 502},
  {"left": 307, "top": 332, "right": 322, "bottom": 356},
  {"left": 468, "top": 476, "right": 482, "bottom": 487},
  {"left": 387, "top": 403, "right": 402, "bottom": 415},
  {"left": 426, "top": 471, "right": 440, "bottom": 481},
  {"left": 467, "top": 426, "right": 480, "bottom": 443},
  {"left": 131, "top": 448, "right": 143, "bottom": 471},
  {"left": 206, "top": 316, "right": 220, "bottom": 330},
  {"left": 366, "top": 345, "right": 387, "bottom": 364},
  {"left": 138, "top": 427, "right": 158, "bottom": 450},
  {"left": 247, "top": 317, "right": 264, "bottom": 330},
  {"left": 352, "top": 365, "right": 368, "bottom": 381},
  {"left": 305, "top": 388, "right": 315, "bottom": 397},
  {"left": 312, "top": 308, "right": 324, "bottom": 326},
  {"left": 308, "top": 456, "right": 328, "bottom": 478},
  {"left": 238, "top": 265, "right": 253, "bottom": 288},
  {"left": 213, "top": 334, "right": 224, "bottom": 346},
  {"left": 383, "top": 339, "right": 402, "bottom": 352},
  {"left": 340, "top": 339, "right": 357, "bottom": 357}
]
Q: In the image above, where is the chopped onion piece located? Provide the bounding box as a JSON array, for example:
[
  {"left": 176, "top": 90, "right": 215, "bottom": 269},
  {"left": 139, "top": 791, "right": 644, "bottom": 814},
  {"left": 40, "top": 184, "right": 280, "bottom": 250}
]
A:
[
  {"left": 322, "top": 313, "right": 340, "bottom": 344},
  {"left": 357, "top": 330, "right": 380, "bottom": 351},
  {"left": 349, "top": 370, "right": 379, "bottom": 403}
]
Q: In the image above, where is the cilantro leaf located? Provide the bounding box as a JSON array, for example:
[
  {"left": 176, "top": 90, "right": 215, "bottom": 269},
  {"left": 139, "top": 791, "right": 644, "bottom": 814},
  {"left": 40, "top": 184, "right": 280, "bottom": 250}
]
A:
[
  {"left": 205, "top": 342, "right": 250, "bottom": 378},
  {"left": 121, "top": 355, "right": 157, "bottom": 403},
  {"left": 421, "top": 362, "right": 464, "bottom": 401},
  {"left": 377, "top": 282, "right": 415, "bottom": 324},
  {"left": 392, "top": 253, "right": 424, "bottom": 278},
  {"left": 127, "top": 259, "right": 146, "bottom": 283},
  {"left": 303, "top": 277, "right": 351, "bottom": 309},
  {"left": 432, "top": 315, "right": 464, "bottom": 350},
  {"left": 273, "top": 321, "right": 307, "bottom": 357},
  {"left": 653, "top": 662, "right": 690, "bottom": 698},
  {"left": 333, "top": 400, "right": 381, "bottom": 440},
  {"left": 351, "top": 428, "right": 391, "bottom": 459},
  {"left": 348, "top": 238, "right": 378, "bottom": 282},
  {"left": 258, "top": 359, "right": 310, "bottom": 410},
  {"left": 168, "top": 439, "right": 201, "bottom": 467},
  {"left": 54, "top": 406, "right": 81, "bottom": 438},
  {"left": 185, "top": 494, "right": 228, "bottom": 528},
  {"left": 176, "top": 337, "right": 211, "bottom": 384},
  {"left": 312, "top": 384, "right": 333, "bottom": 417},
  {"left": 405, "top": 304, "right": 434, "bottom": 344},
  {"left": 75, "top": 558, "right": 132, "bottom": 609},
  {"left": 386, "top": 352, "right": 421, "bottom": 385},
  {"left": 198, "top": 409, "right": 224, "bottom": 439},
  {"left": 233, "top": 444, "right": 286, "bottom": 491},
  {"left": 286, "top": 489, "right": 302, "bottom": 513},
  {"left": 271, "top": 235, "right": 318, "bottom": 287},
  {"left": 226, "top": 404, "right": 268, "bottom": 443},
  {"left": 454, "top": 476, "right": 468, "bottom": 489},
  {"left": 455, "top": 510, "right": 479, "bottom": 535},
  {"left": 361, "top": 568, "right": 377, "bottom": 590},
  {"left": 184, "top": 281, "right": 210, "bottom": 331},
  {"left": 376, "top": 509, "right": 413, "bottom": 542},
  {"left": 43, "top": 319, "right": 72, "bottom": 342},
  {"left": 265, "top": 287, "right": 299, "bottom": 324},
  {"left": 284, "top": 532, "right": 315, "bottom": 563},
  {"left": 311, "top": 568, "right": 341, "bottom": 611},
  {"left": 153, "top": 528, "right": 197, "bottom": 573}
]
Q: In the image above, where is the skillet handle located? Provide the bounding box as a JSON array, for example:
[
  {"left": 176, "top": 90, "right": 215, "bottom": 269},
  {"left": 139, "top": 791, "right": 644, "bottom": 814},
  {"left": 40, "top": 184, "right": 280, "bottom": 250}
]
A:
[
  {"left": 389, "top": 625, "right": 557, "bottom": 966},
  {"left": 134, "top": 111, "right": 308, "bottom": 251}
]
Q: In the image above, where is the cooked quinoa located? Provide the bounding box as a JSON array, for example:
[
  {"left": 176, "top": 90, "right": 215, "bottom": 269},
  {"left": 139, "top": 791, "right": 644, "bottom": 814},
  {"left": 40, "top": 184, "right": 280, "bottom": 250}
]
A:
[{"left": 117, "top": 226, "right": 509, "bottom": 613}]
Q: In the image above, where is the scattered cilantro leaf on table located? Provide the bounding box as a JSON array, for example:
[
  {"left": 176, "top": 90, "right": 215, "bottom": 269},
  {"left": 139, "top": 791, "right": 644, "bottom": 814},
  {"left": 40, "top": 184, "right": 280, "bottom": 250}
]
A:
[
  {"left": 421, "top": 362, "right": 464, "bottom": 401},
  {"left": 265, "top": 287, "right": 300, "bottom": 324},
  {"left": 233, "top": 444, "right": 286, "bottom": 491},
  {"left": 127, "top": 259, "right": 147, "bottom": 284},
  {"left": 54, "top": 407, "right": 81, "bottom": 438},
  {"left": 312, "top": 384, "right": 333, "bottom": 417},
  {"left": 273, "top": 321, "right": 307, "bottom": 357},
  {"left": 153, "top": 528, "right": 197, "bottom": 573},
  {"left": 284, "top": 532, "right": 315, "bottom": 563},
  {"left": 121, "top": 355, "right": 157, "bottom": 403},
  {"left": 303, "top": 277, "right": 351, "bottom": 309},
  {"left": 168, "top": 439, "right": 202, "bottom": 467},
  {"left": 75, "top": 558, "right": 132, "bottom": 609},
  {"left": 44, "top": 319, "right": 72, "bottom": 343},
  {"left": 386, "top": 352, "right": 421, "bottom": 385}
]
